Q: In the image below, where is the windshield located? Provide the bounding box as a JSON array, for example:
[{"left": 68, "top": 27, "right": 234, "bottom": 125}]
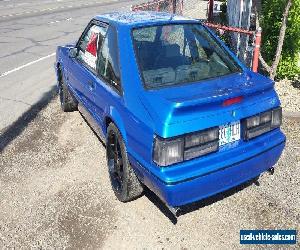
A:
[{"left": 132, "top": 24, "right": 242, "bottom": 89}]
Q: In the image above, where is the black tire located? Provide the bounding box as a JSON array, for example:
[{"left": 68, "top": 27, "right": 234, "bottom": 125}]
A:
[
  {"left": 58, "top": 67, "right": 77, "bottom": 112},
  {"left": 106, "top": 123, "right": 143, "bottom": 202}
]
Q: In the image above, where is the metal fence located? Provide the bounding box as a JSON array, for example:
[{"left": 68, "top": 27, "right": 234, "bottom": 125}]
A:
[
  {"left": 131, "top": 0, "right": 261, "bottom": 71},
  {"left": 131, "top": 0, "right": 183, "bottom": 14},
  {"left": 204, "top": 23, "right": 260, "bottom": 71},
  {"left": 131, "top": 0, "right": 208, "bottom": 18}
]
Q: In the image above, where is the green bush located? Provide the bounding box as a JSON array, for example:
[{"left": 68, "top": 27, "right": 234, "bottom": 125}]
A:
[{"left": 261, "top": 0, "right": 300, "bottom": 79}]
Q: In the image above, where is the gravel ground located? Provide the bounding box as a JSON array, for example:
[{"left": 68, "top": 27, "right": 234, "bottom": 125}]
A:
[
  {"left": 275, "top": 79, "right": 300, "bottom": 113},
  {"left": 0, "top": 97, "right": 299, "bottom": 249}
]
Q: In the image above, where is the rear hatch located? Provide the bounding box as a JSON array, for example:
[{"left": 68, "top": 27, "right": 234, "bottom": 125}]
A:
[{"left": 140, "top": 71, "right": 280, "bottom": 138}]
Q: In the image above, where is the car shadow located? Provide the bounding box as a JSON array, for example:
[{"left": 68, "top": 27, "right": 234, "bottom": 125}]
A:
[
  {"left": 78, "top": 112, "right": 106, "bottom": 148},
  {"left": 144, "top": 177, "right": 259, "bottom": 225},
  {"left": 0, "top": 86, "right": 57, "bottom": 152}
]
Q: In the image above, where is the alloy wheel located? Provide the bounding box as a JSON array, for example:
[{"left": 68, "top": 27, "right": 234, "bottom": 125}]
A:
[{"left": 107, "top": 131, "right": 124, "bottom": 194}]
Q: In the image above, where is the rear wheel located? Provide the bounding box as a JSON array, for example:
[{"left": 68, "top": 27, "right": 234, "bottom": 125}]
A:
[
  {"left": 58, "top": 67, "right": 77, "bottom": 112},
  {"left": 106, "top": 123, "right": 143, "bottom": 202}
]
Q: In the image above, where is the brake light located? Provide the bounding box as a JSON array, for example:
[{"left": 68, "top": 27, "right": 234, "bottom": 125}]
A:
[
  {"left": 243, "top": 107, "right": 282, "bottom": 140},
  {"left": 223, "top": 96, "right": 243, "bottom": 106},
  {"left": 153, "top": 127, "right": 219, "bottom": 166}
]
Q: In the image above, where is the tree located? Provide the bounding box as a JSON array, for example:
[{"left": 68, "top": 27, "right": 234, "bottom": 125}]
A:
[{"left": 259, "top": 0, "right": 299, "bottom": 80}]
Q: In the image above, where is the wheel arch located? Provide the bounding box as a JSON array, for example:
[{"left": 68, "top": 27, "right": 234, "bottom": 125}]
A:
[
  {"left": 105, "top": 107, "right": 128, "bottom": 145},
  {"left": 55, "top": 62, "right": 64, "bottom": 86}
]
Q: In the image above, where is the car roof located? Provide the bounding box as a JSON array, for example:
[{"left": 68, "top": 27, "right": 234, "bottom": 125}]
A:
[{"left": 94, "top": 11, "right": 198, "bottom": 27}]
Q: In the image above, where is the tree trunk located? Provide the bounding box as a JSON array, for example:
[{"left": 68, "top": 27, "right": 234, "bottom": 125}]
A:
[{"left": 270, "top": 0, "right": 292, "bottom": 80}]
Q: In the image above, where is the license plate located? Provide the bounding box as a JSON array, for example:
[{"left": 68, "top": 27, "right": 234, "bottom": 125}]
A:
[{"left": 219, "top": 121, "right": 241, "bottom": 147}]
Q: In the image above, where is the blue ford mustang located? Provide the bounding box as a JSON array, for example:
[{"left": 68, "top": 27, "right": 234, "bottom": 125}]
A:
[{"left": 55, "top": 11, "right": 285, "bottom": 212}]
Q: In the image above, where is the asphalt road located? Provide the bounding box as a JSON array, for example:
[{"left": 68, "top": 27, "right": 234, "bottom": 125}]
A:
[
  {"left": 0, "top": 0, "right": 299, "bottom": 249},
  {"left": 0, "top": 0, "right": 142, "bottom": 131}
]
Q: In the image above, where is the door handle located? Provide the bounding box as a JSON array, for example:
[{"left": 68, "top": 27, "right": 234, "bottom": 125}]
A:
[{"left": 87, "top": 81, "right": 95, "bottom": 90}]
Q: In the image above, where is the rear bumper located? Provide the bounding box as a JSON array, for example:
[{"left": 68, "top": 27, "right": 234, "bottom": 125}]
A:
[{"left": 129, "top": 132, "right": 285, "bottom": 207}]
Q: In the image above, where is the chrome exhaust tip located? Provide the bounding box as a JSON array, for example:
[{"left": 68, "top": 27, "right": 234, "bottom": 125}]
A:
[
  {"left": 268, "top": 167, "right": 275, "bottom": 175},
  {"left": 166, "top": 204, "right": 181, "bottom": 217}
]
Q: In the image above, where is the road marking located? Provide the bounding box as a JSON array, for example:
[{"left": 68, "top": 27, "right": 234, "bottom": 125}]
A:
[
  {"left": 0, "top": 1, "right": 109, "bottom": 19},
  {"left": 48, "top": 17, "right": 72, "bottom": 24},
  {"left": 0, "top": 53, "right": 55, "bottom": 78}
]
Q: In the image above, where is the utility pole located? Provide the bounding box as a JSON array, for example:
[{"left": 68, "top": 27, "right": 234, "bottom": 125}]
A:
[{"left": 208, "top": 0, "right": 214, "bottom": 22}]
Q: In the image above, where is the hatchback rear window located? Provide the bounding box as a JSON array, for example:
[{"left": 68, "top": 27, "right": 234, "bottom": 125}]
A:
[{"left": 132, "top": 24, "right": 242, "bottom": 88}]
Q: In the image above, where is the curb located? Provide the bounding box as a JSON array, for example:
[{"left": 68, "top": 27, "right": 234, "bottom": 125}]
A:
[{"left": 283, "top": 111, "right": 300, "bottom": 121}]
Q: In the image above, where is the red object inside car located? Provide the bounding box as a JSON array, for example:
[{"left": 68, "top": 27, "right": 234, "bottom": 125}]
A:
[{"left": 86, "top": 33, "right": 98, "bottom": 56}]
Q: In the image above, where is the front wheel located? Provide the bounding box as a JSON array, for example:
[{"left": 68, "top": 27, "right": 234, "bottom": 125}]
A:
[
  {"left": 58, "top": 67, "right": 77, "bottom": 112},
  {"left": 106, "top": 123, "right": 143, "bottom": 202}
]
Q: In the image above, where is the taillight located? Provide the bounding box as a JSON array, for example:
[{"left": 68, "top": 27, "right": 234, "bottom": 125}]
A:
[
  {"left": 153, "top": 127, "right": 219, "bottom": 167},
  {"left": 243, "top": 107, "right": 282, "bottom": 140}
]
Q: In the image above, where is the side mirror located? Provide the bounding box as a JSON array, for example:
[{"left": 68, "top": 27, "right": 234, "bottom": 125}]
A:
[{"left": 68, "top": 47, "right": 78, "bottom": 58}]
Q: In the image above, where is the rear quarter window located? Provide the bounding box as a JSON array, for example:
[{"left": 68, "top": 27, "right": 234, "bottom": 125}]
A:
[{"left": 98, "top": 26, "right": 121, "bottom": 93}]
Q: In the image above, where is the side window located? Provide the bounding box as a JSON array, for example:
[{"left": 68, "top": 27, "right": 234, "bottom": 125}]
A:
[
  {"left": 77, "top": 24, "right": 107, "bottom": 70},
  {"left": 98, "top": 26, "right": 121, "bottom": 92}
]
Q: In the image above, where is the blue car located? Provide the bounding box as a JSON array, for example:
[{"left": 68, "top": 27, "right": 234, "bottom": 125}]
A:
[{"left": 55, "top": 11, "right": 285, "bottom": 213}]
